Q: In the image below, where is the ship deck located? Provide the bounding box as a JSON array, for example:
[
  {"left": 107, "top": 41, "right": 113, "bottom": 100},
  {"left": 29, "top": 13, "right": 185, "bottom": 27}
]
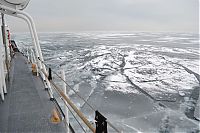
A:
[{"left": 0, "top": 53, "right": 66, "bottom": 133}]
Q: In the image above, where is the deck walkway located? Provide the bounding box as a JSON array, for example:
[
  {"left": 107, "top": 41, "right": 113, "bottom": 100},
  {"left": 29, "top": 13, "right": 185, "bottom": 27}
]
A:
[{"left": 0, "top": 53, "right": 66, "bottom": 133}]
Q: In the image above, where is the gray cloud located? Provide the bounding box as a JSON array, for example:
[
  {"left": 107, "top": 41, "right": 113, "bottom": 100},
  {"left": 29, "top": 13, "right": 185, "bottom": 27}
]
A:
[{"left": 5, "top": 0, "right": 199, "bottom": 32}]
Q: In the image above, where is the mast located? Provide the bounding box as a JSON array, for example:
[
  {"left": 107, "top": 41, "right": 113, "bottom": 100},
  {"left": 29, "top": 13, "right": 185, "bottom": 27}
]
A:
[{"left": 1, "top": 13, "right": 9, "bottom": 81}]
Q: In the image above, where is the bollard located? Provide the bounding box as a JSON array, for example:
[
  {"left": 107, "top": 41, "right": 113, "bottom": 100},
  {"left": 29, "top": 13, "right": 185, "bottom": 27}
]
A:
[
  {"left": 51, "top": 108, "right": 61, "bottom": 124},
  {"left": 31, "top": 63, "right": 37, "bottom": 76}
]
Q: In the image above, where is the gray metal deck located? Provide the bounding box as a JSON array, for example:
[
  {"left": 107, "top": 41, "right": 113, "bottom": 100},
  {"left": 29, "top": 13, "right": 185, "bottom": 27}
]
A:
[{"left": 0, "top": 53, "right": 66, "bottom": 133}]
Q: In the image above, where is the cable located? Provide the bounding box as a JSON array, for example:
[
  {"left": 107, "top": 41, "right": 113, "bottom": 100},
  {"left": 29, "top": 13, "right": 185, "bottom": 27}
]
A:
[
  {"left": 50, "top": 82, "right": 87, "bottom": 133},
  {"left": 40, "top": 60, "right": 96, "bottom": 111},
  {"left": 49, "top": 77, "right": 89, "bottom": 133},
  {"left": 60, "top": 96, "right": 87, "bottom": 133},
  {"left": 38, "top": 58, "right": 121, "bottom": 133}
]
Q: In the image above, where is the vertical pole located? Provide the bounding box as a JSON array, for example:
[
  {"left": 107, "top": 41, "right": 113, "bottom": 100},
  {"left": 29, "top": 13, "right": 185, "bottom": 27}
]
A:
[
  {"left": 61, "top": 68, "right": 69, "bottom": 133},
  {"left": 31, "top": 49, "right": 38, "bottom": 76},
  {"left": 7, "top": 29, "right": 12, "bottom": 59},
  {"left": 1, "top": 60, "right": 7, "bottom": 94},
  {"left": 1, "top": 13, "right": 9, "bottom": 81},
  {"left": 0, "top": 48, "right": 5, "bottom": 101},
  {"left": 1, "top": 13, "right": 7, "bottom": 94},
  {"left": 30, "top": 49, "right": 33, "bottom": 63},
  {"left": 27, "top": 47, "right": 29, "bottom": 63}
]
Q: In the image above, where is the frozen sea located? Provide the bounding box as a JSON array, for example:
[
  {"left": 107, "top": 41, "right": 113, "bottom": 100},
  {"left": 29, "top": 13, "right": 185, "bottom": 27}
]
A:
[{"left": 14, "top": 32, "right": 199, "bottom": 132}]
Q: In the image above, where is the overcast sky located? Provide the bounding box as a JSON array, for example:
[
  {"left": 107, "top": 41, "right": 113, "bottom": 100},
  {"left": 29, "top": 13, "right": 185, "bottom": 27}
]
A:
[{"left": 6, "top": 0, "right": 199, "bottom": 33}]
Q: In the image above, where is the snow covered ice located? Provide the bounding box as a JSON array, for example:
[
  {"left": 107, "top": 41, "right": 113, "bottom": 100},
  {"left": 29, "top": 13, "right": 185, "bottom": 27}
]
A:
[{"left": 14, "top": 32, "right": 199, "bottom": 132}]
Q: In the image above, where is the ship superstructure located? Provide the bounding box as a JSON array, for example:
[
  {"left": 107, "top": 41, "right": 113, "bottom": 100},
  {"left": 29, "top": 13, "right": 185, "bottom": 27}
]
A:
[{"left": 0, "top": 1, "right": 199, "bottom": 133}]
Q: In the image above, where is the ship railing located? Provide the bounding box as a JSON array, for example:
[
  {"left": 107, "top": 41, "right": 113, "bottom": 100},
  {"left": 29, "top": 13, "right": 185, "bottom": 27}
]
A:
[
  {"left": 25, "top": 47, "right": 122, "bottom": 133},
  {"left": 0, "top": 44, "right": 7, "bottom": 101},
  {"left": 0, "top": 4, "right": 55, "bottom": 102},
  {"left": 0, "top": 16, "right": 11, "bottom": 101},
  {"left": 0, "top": 4, "right": 122, "bottom": 132}
]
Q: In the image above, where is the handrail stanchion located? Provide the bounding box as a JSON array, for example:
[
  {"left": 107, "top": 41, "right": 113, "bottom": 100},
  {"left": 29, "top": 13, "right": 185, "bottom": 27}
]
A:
[
  {"left": 60, "top": 68, "right": 69, "bottom": 133},
  {"left": 0, "top": 48, "right": 5, "bottom": 100},
  {"left": 42, "top": 69, "right": 96, "bottom": 133},
  {"left": 1, "top": 13, "right": 9, "bottom": 81},
  {"left": 2, "top": 61, "right": 7, "bottom": 94},
  {"left": 30, "top": 48, "right": 33, "bottom": 63},
  {"left": 31, "top": 49, "right": 38, "bottom": 76},
  {"left": 0, "top": 50, "right": 7, "bottom": 95},
  {"left": 26, "top": 47, "right": 29, "bottom": 63}
]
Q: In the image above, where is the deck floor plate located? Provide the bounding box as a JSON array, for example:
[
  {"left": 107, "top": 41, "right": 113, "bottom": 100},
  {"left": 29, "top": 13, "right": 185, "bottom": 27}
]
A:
[{"left": 0, "top": 53, "right": 66, "bottom": 133}]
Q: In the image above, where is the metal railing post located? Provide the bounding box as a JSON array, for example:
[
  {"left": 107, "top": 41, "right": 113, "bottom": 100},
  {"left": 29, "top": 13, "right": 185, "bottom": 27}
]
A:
[
  {"left": 26, "top": 47, "right": 30, "bottom": 62},
  {"left": 30, "top": 48, "right": 33, "bottom": 63},
  {"left": 31, "top": 49, "right": 38, "bottom": 76},
  {"left": 0, "top": 50, "right": 7, "bottom": 95},
  {"left": 0, "top": 48, "right": 5, "bottom": 100},
  {"left": 1, "top": 13, "right": 9, "bottom": 81},
  {"left": 2, "top": 61, "right": 7, "bottom": 94},
  {"left": 60, "top": 68, "right": 69, "bottom": 133}
]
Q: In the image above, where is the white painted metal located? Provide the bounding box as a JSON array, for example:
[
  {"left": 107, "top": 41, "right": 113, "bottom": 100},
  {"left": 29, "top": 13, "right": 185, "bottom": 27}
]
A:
[
  {"left": 18, "top": 12, "right": 54, "bottom": 99},
  {"left": 0, "top": 7, "right": 40, "bottom": 66},
  {"left": 0, "top": 0, "right": 30, "bottom": 10},
  {"left": 5, "top": 26, "right": 11, "bottom": 64},
  {"left": 26, "top": 47, "right": 29, "bottom": 62},
  {"left": 31, "top": 49, "right": 35, "bottom": 62},
  {"left": 16, "top": 14, "right": 53, "bottom": 98},
  {"left": 0, "top": 29, "right": 7, "bottom": 94},
  {"left": 0, "top": 48, "right": 5, "bottom": 100},
  {"left": 0, "top": 31, "right": 7, "bottom": 96},
  {"left": 0, "top": 5, "right": 54, "bottom": 99},
  {"left": 31, "top": 49, "right": 38, "bottom": 76},
  {"left": 0, "top": 10, "right": 41, "bottom": 71},
  {"left": 29, "top": 49, "right": 31, "bottom": 63},
  {"left": 5, "top": 0, "right": 27, "bottom": 4},
  {"left": 1, "top": 59, "right": 7, "bottom": 94},
  {"left": 61, "top": 68, "right": 69, "bottom": 133},
  {"left": 0, "top": 5, "right": 121, "bottom": 133}
]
